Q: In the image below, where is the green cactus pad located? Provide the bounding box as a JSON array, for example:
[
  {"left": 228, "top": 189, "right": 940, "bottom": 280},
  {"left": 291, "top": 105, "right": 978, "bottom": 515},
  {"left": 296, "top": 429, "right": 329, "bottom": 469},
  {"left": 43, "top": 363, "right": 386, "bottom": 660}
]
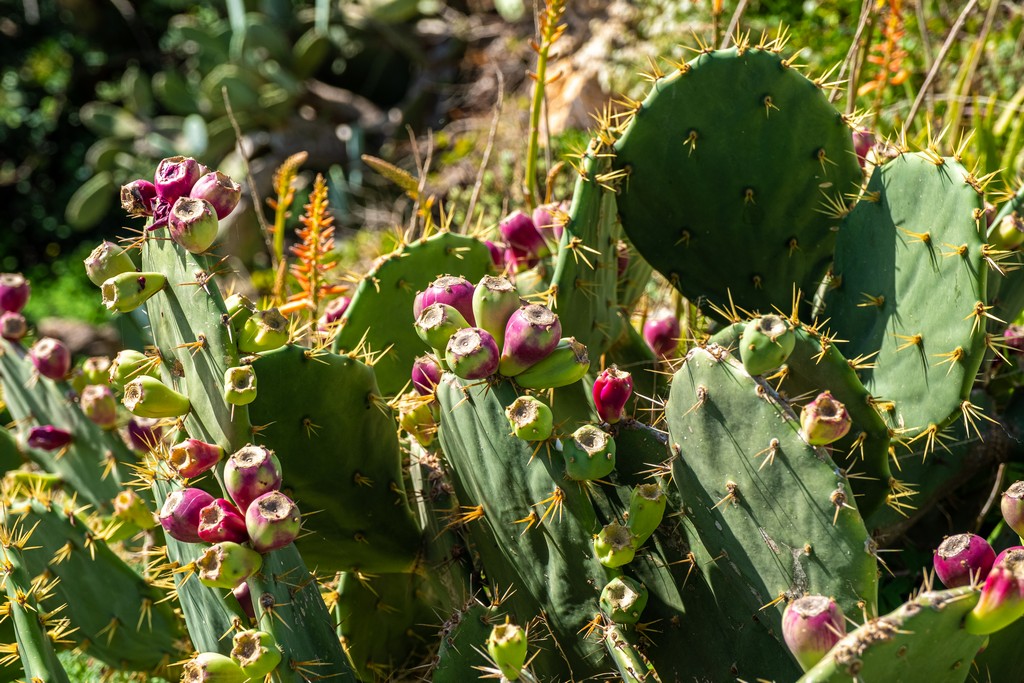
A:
[
  {"left": 613, "top": 45, "right": 861, "bottom": 317},
  {"left": 248, "top": 344, "right": 422, "bottom": 573},
  {"left": 0, "top": 543, "right": 69, "bottom": 683},
  {"left": 799, "top": 587, "right": 984, "bottom": 682},
  {"left": 431, "top": 601, "right": 497, "bottom": 683},
  {"left": 666, "top": 345, "right": 878, "bottom": 624},
  {"left": 824, "top": 152, "right": 987, "bottom": 447},
  {"left": 331, "top": 231, "right": 491, "bottom": 396}
]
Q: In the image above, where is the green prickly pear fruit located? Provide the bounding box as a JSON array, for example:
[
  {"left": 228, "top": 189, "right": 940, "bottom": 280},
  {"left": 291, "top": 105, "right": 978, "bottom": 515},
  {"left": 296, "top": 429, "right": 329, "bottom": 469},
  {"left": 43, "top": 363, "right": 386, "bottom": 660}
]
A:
[
  {"left": 446, "top": 327, "right": 500, "bottom": 380},
  {"left": 514, "top": 337, "right": 590, "bottom": 389},
  {"left": 992, "top": 213, "right": 1024, "bottom": 250},
  {"left": 399, "top": 395, "right": 437, "bottom": 447},
  {"left": 224, "top": 365, "right": 257, "bottom": 406},
  {"left": 415, "top": 303, "right": 469, "bottom": 350},
  {"left": 782, "top": 595, "right": 846, "bottom": 671},
  {"left": 1001, "top": 481, "right": 1024, "bottom": 539},
  {"left": 486, "top": 620, "right": 528, "bottom": 681},
  {"left": 0, "top": 311, "right": 26, "bottom": 342},
  {"left": 224, "top": 293, "right": 256, "bottom": 335},
  {"left": 238, "top": 308, "right": 289, "bottom": 353},
  {"left": 740, "top": 314, "right": 796, "bottom": 376},
  {"left": 593, "top": 521, "right": 636, "bottom": 568},
  {"left": 81, "top": 355, "right": 111, "bottom": 385},
  {"left": 599, "top": 576, "right": 649, "bottom": 625},
  {"left": 196, "top": 541, "right": 263, "bottom": 589},
  {"left": 965, "top": 548, "right": 1024, "bottom": 635},
  {"left": 109, "top": 349, "right": 158, "bottom": 392},
  {"left": 181, "top": 652, "right": 247, "bottom": 682},
  {"left": 230, "top": 629, "right": 282, "bottom": 678},
  {"left": 122, "top": 375, "right": 190, "bottom": 418},
  {"left": 563, "top": 424, "right": 616, "bottom": 481},
  {"left": 113, "top": 489, "right": 156, "bottom": 530},
  {"left": 627, "top": 483, "right": 666, "bottom": 546},
  {"left": 84, "top": 241, "right": 135, "bottom": 286},
  {"left": 80, "top": 384, "right": 117, "bottom": 429},
  {"left": 799, "top": 391, "right": 851, "bottom": 446},
  {"left": 169, "top": 196, "right": 219, "bottom": 253},
  {"left": 472, "top": 275, "right": 520, "bottom": 350},
  {"left": 504, "top": 395, "right": 553, "bottom": 441},
  {"left": 101, "top": 271, "right": 166, "bottom": 313}
]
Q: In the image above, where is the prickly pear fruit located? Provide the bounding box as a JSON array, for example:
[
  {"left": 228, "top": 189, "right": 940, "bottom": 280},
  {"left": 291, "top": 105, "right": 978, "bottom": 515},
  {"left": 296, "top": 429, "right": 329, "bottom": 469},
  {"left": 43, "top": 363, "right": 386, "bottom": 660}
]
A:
[
  {"left": 411, "top": 355, "right": 443, "bottom": 396},
  {"left": 446, "top": 327, "right": 499, "bottom": 380},
  {"left": 1001, "top": 481, "right": 1024, "bottom": 539},
  {"left": 230, "top": 629, "right": 282, "bottom": 679},
  {"left": 26, "top": 425, "right": 72, "bottom": 451},
  {"left": 992, "top": 213, "right": 1024, "bottom": 250},
  {"left": 169, "top": 197, "right": 219, "bottom": 253},
  {"left": 238, "top": 308, "right": 289, "bottom": 353},
  {"left": 113, "top": 489, "right": 156, "bottom": 530},
  {"left": 0, "top": 273, "right": 30, "bottom": 313},
  {"left": 169, "top": 439, "right": 224, "bottom": 479},
  {"left": 181, "top": 652, "right": 247, "bottom": 682},
  {"left": 224, "top": 366, "right": 257, "bottom": 406},
  {"left": 965, "top": 548, "right": 1024, "bottom": 635},
  {"left": 122, "top": 375, "right": 190, "bottom": 418},
  {"left": 196, "top": 541, "right": 263, "bottom": 589},
  {"left": 224, "top": 293, "right": 256, "bottom": 335},
  {"left": 245, "top": 491, "right": 302, "bottom": 553},
  {"left": 643, "top": 310, "right": 680, "bottom": 359},
  {"left": 190, "top": 171, "right": 241, "bottom": 219},
  {"left": 122, "top": 416, "right": 163, "bottom": 452},
  {"left": 109, "top": 350, "right": 158, "bottom": 392},
  {"left": 498, "top": 304, "right": 561, "bottom": 376},
  {"left": 627, "top": 483, "right": 666, "bottom": 546},
  {"left": 85, "top": 241, "right": 136, "bottom": 286},
  {"left": 399, "top": 396, "right": 437, "bottom": 447},
  {"left": 101, "top": 271, "right": 166, "bottom": 312},
  {"left": 154, "top": 155, "right": 201, "bottom": 200},
  {"left": 600, "top": 576, "right": 649, "bottom": 625},
  {"left": 593, "top": 366, "right": 633, "bottom": 424},
  {"left": 224, "top": 445, "right": 283, "bottom": 515},
  {"left": 563, "top": 424, "right": 616, "bottom": 480},
  {"left": 120, "top": 178, "right": 157, "bottom": 217},
  {"left": 29, "top": 337, "right": 71, "bottom": 380},
  {"left": 500, "top": 210, "right": 550, "bottom": 263},
  {"left": 799, "top": 391, "right": 851, "bottom": 446},
  {"left": 740, "top": 314, "right": 796, "bottom": 376},
  {"left": 504, "top": 395, "right": 554, "bottom": 441},
  {"left": 415, "top": 303, "right": 469, "bottom": 350},
  {"left": 159, "top": 487, "right": 215, "bottom": 543},
  {"left": 0, "top": 311, "right": 26, "bottom": 342},
  {"left": 486, "top": 621, "right": 528, "bottom": 681},
  {"left": 414, "top": 275, "right": 476, "bottom": 325},
  {"left": 933, "top": 533, "right": 996, "bottom": 588},
  {"left": 473, "top": 275, "right": 520, "bottom": 349},
  {"left": 515, "top": 337, "right": 590, "bottom": 389},
  {"left": 81, "top": 355, "right": 111, "bottom": 384},
  {"left": 198, "top": 498, "right": 249, "bottom": 544},
  {"left": 782, "top": 595, "right": 846, "bottom": 671},
  {"left": 593, "top": 521, "right": 636, "bottom": 568},
  {"left": 80, "top": 384, "right": 117, "bottom": 429}
]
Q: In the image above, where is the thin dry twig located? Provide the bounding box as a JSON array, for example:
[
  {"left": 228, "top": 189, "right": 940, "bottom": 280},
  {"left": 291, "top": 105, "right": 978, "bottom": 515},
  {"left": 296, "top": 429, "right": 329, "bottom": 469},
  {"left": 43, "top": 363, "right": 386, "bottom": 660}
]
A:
[
  {"left": 222, "top": 87, "right": 275, "bottom": 268},
  {"left": 906, "top": 0, "right": 980, "bottom": 128},
  {"left": 833, "top": 0, "right": 873, "bottom": 106},
  {"left": 721, "top": 0, "right": 750, "bottom": 50}
]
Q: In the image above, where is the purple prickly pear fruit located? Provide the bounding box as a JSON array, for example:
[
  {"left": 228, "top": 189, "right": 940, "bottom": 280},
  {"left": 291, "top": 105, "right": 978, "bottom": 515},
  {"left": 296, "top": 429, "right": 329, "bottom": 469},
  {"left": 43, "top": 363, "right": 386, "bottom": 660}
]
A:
[
  {"left": 169, "top": 197, "right": 219, "bottom": 254},
  {"left": 498, "top": 304, "right": 561, "bottom": 376},
  {"left": 80, "top": 384, "right": 117, "bottom": 429},
  {"left": 852, "top": 129, "right": 875, "bottom": 169},
  {"left": 170, "top": 438, "right": 225, "bottom": 479},
  {"left": 154, "top": 155, "right": 201, "bottom": 200},
  {"left": 643, "top": 311, "right": 680, "bottom": 359},
  {"left": 485, "top": 240, "right": 505, "bottom": 269},
  {"left": 196, "top": 541, "right": 263, "bottom": 589},
  {"left": 123, "top": 416, "right": 163, "bottom": 452},
  {"left": 318, "top": 295, "right": 351, "bottom": 330},
  {"left": 238, "top": 308, "right": 289, "bottom": 353},
  {"left": 995, "top": 546, "right": 1024, "bottom": 566},
  {"left": 181, "top": 652, "right": 247, "bottom": 682},
  {"left": 190, "top": 171, "right": 241, "bottom": 219},
  {"left": 411, "top": 355, "right": 443, "bottom": 396},
  {"left": 993, "top": 213, "right": 1024, "bottom": 250},
  {"left": 414, "top": 275, "right": 476, "bottom": 325},
  {"left": 0, "top": 312, "right": 27, "bottom": 342},
  {"left": 446, "top": 327, "right": 499, "bottom": 380},
  {"left": 29, "top": 337, "right": 71, "bottom": 380},
  {"left": 0, "top": 273, "right": 30, "bottom": 313},
  {"left": 505, "top": 395, "right": 554, "bottom": 441},
  {"left": 231, "top": 629, "right": 282, "bottom": 678},
  {"left": 245, "top": 491, "right": 301, "bottom": 553},
  {"left": 232, "top": 582, "right": 256, "bottom": 621},
  {"left": 113, "top": 489, "right": 156, "bottom": 529},
  {"left": 616, "top": 240, "right": 630, "bottom": 278},
  {"left": 122, "top": 375, "right": 190, "bottom": 418},
  {"left": 81, "top": 356, "right": 111, "bottom": 385},
  {"left": 198, "top": 498, "right": 249, "bottom": 544},
  {"left": 1005, "top": 325, "right": 1024, "bottom": 354},
  {"left": 84, "top": 241, "right": 136, "bottom": 287},
  {"left": 120, "top": 179, "right": 157, "bottom": 217},
  {"left": 782, "top": 595, "right": 846, "bottom": 671},
  {"left": 500, "top": 210, "right": 551, "bottom": 262},
  {"left": 415, "top": 303, "right": 469, "bottom": 351},
  {"left": 600, "top": 576, "right": 649, "bottom": 625},
  {"left": 965, "top": 548, "right": 1024, "bottom": 635},
  {"left": 159, "top": 487, "right": 215, "bottom": 543},
  {"left": 593, "top": 366, "right": 633, "bottom": 424},
  {"left": 1002, "top": 481, "right": 1024, "bottom": 537},
  {"left": 563, "top": 424, "right": 616, "bottom": 480},
  {"left": 533, "top": 201, "right": 567, "bottom": 241},
  {"left": 933, "top": 533, "right": 996, "bottom": 588},
  {"left": 101, "top": 271, "right": 166, "bottom": 312},
  {"left": 799, "top": 391, "right": 851, "bottom": 446},
  {"left": 26, "top": 425, "right": 72, "bottom": 451},
  {"left": 224, "top": 445, "right": 283, "bottom": 514},
  {"left": 224, "top": 366, "right": 257, "bottom": 406},
  {"left": 593, "top": 521, "right": 636, "bottom": 568},
  {"left": 984, "top": 202, "right": 997, "bottom": 227},
  {"left": 487, "top": 621, "right": 528, "bottom": 681},
  {"left": 473, "top": 275, "right": 520, "bottom": 350}
]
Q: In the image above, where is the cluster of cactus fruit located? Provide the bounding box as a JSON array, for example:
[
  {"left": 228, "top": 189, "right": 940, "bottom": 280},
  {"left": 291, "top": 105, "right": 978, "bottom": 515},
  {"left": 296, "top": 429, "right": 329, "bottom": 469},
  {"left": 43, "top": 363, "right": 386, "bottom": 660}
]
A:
[{"left": 7, "top": 23, "right": 1024, "bottom": 683}]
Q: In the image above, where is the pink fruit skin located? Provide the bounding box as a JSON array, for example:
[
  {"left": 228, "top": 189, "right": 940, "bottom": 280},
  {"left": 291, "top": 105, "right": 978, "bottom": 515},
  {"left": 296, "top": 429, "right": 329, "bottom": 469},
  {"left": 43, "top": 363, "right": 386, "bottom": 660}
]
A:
[
  {"left": 643, "top": 312, "right": 680, "bottom": 358},
  {"left": 933, "top": 533, "right": 996, "bottom": 588},
  {"left": 189, "top": 171, "right": 241, "bottom": 219},
  {"left": 198, "top": 498, "right": 249, "bottom": 544},
  {"left": 411, "top": 355, "right": 443, "bottom": 396},
  {"left": 245, "top": 491, "right": 302, "bottom": 553},
  {"left": 0, "top": 274, "right": 30, "bottom": 313},
  {"left": 501, "top": 210, "right": 550, "bottom": 261},
  {"left": 413, "top": 276, "right": 476, "bottom": 325},
  {"left": 159, "top": 487, "right": 215, "bottom": 543},
  {"left": 154, "top": 156, "right": 200, "bottom": 200},
  {"left": 29, "top": 337, "right": 71, "bottom": 380},
  {"left": 224, "top": 446, "right": 283, "bottom": 515},
  {"left": 26, "top": 425, "right": 72, "bottom": 451},
  {"left": 593, "top": 367, "right": 633, "bottom": 424},
  {"left": 499, "top": 305, "right": 561, "bottom": 374}
]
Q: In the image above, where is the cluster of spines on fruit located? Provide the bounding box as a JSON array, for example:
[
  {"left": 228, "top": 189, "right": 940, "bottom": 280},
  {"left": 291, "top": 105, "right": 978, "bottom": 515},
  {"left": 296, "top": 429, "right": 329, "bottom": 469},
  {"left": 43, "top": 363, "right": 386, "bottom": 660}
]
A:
[{"left": 5, "top": 18, "right": 1024, "bottom": 683}]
